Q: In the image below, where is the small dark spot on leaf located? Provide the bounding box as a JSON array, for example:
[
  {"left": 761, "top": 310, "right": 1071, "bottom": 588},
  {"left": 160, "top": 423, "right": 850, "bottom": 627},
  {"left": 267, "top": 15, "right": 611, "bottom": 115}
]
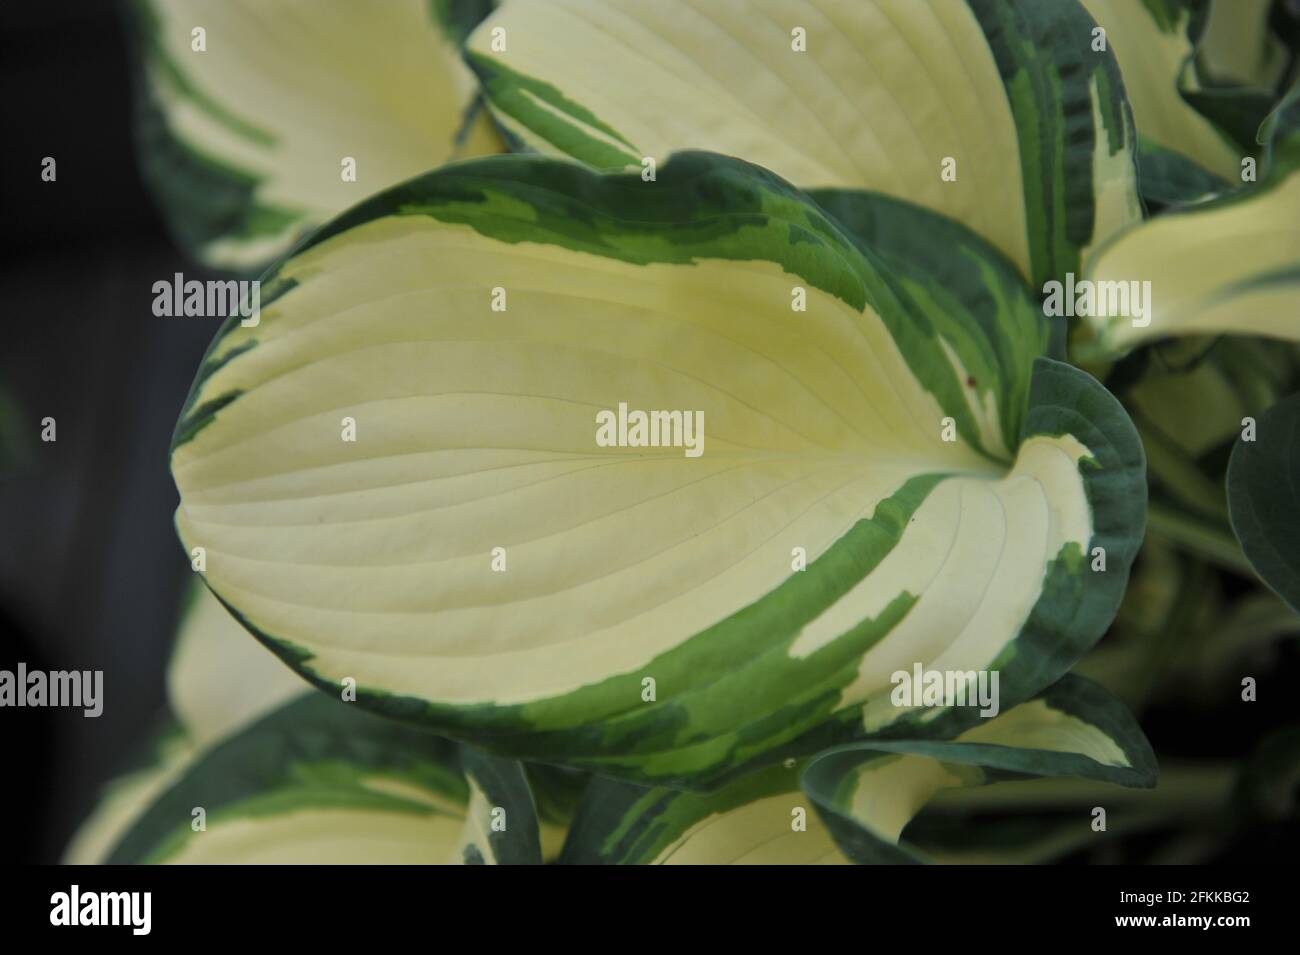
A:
[{"left": 966, "top": 376, "right": 976, "bottom": 388}]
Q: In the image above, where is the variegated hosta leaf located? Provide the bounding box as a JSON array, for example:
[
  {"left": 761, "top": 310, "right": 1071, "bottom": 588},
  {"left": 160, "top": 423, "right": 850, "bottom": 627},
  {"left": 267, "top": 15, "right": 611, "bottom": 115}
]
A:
[
  {"left": 802, "top": 675, "right": 1157, "bottom": 863},
  {"left": 63, "top": 723, "right": 196, "bottom": 865},
  {"left": 805, "top": 188, "right": 1050, "bottom": 446},
  {"left": 1198, "top": 0, "right": 1288, "bottom": 91},
  {"left": 1227, "top": 391, "right": 1300, "bottom": 614},
  {"left": 561, "top": 762, "right": 848, "bottom": 864},
  {"left": 167, "top": 581, "right": 310, "bottom": 748},
  {"left": 170, "top": 152, "right": 1145, "bottom": 788},
  {"left": 1083, "top": 0, "right": 1290, "bottom": 206},
  {"left": 99, "top": 694, "right": 543, "bottom": 864},
  {"left": 562, "top": 674, "right": 1154, "bottom": 864},
  {"left": 65, "top": 582, "right": 308, "bottom": 863},
  {"left": 466, "top": 0, "right": 1141, "bottom": 288},
  {"left": 455, "top": 747, "right": 544, "bottom": 864},
  {"left": 1080, "top": 0, "right": 1240, "bottom": 201},
  {"left": 70, "top": 587, "right": 546, "bottom": 864},
  {"left": 1083, "top": 88, "right": 1300, "bottom": 355},
  {"left": 128, "top": 0, "right": 502, "bottom": 271},
  {"left": 524, "top": 763, "right": 591, "bottom": 861}
]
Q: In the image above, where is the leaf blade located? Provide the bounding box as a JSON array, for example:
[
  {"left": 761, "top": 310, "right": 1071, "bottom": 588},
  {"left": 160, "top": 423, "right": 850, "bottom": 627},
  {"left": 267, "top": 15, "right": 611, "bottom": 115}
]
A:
[
  {"left": 1227, "top": 391, "right": 1300, "bottom": 613},
  {"left": 170, "top": 153, "right": 1145, "bottom": 787},
  {"left": 468, "top": 0, "right": 1141, "bottom": 287}
]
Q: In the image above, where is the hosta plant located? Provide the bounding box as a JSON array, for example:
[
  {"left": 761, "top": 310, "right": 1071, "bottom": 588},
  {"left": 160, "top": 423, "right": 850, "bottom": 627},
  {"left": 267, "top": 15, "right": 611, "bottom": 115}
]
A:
[{"left": 70, "top": 0, "right": 1300, "bottom": 864}]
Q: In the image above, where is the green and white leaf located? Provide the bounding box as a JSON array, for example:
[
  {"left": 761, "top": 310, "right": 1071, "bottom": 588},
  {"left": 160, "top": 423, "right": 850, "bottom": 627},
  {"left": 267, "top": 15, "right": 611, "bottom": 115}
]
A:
[
  {"left": 170, "top": 152, "right": 1145, "bottom": 788},
  {"left": 1083, "top": 89, "right": 1300, "bottom": 354},
  {"left": 1227, "top": 391, "right": 1300, "bottom": 614},
  {"left": 62, "top": 722, "right": 196, "bottom": 865},
  {"left": 805, "top": 188, "right": 1051, "bottom": 450},
  {"left": 167, "top": 580, "right": 310, "bottom": 748},
  {"left": 128, "top": 0, "right": 502, "bottom": 271},
  {"left": 1197, "top": 0, "right": 1288, "bottom": 91},
  {"left": 562, "top": 674, "right": 1154, "bottom": 864},
  {"left": 1082, "top": 0, "right": 1292, "bottom": 205},
  {"left": 454, "top": 747, "right": 544, "bottom": 864},
  {"left": 69, "top": 587, "right": 545, "bottom": 864},
  {"left": 1081, "top": 0, "right": 1240, "bottom": 195},
  {"left": 560, "top": 761, "right": 847, "bottom": 864},
  {"left": 524, "top": 763, "right": 591, "bottom": 861},
  {"left": 101, "top": 694, "right": 541, "bottom": 864},
  {"left": 467, "top": 0, "right": 1141, "bottom": 288},
  {"left": 802, "top": 675, "right": 1157, "bottom": 863},
  {"left": 65, "top": 583, "right": 308, "bottom": 863}
]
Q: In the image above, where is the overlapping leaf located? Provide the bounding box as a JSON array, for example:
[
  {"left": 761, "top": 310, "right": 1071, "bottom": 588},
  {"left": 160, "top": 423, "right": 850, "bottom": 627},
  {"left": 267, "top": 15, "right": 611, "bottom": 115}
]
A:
[
  {"left": 466, "top": 0, "right": 1141, "bottom": 288},
  {"left": 63, "top": 722, "right": 195, "bottom": 865},
  {"left": 1081, "top": 0, "right": 1240, "bottom": 203},
  {"left": 127, "top": 0, "right": 502, "bottom": 270},
  {"left": 101, "top": 694, "right": 542, "bottom": 864},
  {"left": 65, "top": 583, "right": 306, "bottom": 863},
  {"left": 69, "top": 585, "right": 543, "bottom": 864},
  {"left": 1083, "top": 88, "right": 1300, "bottom": 354},
  {"left": 802, "top": 675, "right": 1156, "bottom": 863},
  {"left": 561, "top": 761, "right": 847, "bottom": 864},
  {"left": 166, "top": 580, "right": 309, "bottom": 748},
  {"left": 559, "top": 675, "right": 1153, "bottom": 863}
]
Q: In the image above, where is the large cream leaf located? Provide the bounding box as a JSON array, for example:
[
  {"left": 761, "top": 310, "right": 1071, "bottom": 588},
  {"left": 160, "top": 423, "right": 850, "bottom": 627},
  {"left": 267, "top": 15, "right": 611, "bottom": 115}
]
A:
[
  {"left": 170, "top": 153, "right": 1145, "bottom": 787},
  {"left": 467, "top": 0, "right": 1141, "bottom": 288}
]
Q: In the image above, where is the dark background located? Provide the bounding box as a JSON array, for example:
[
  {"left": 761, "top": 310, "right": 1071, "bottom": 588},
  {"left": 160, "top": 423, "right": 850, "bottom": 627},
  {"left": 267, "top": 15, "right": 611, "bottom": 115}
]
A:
[{"left": 0, "top": 0, "right": 220, "bottom": 863}]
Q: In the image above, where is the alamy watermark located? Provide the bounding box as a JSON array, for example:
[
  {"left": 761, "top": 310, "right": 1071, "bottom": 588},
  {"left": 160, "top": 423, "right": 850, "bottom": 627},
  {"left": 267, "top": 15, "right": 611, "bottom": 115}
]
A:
[
  {"left": 890, "top": 663, "right": 1000, "bottom": 718},
  {"left": 0, "top": 663, "right": 102, "bottom": 717},
  {"left": 1042, "top": 272, "right": 1151, "bottom": 327},
  {"left": 595, "top": 402, "right": 704, "bottom": 458},
  {"left": 50, "top": 886, "right": 150, "bottom": 935},
  {"left": 152, "top": 272, "right": 260, "bottom": 327}
]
